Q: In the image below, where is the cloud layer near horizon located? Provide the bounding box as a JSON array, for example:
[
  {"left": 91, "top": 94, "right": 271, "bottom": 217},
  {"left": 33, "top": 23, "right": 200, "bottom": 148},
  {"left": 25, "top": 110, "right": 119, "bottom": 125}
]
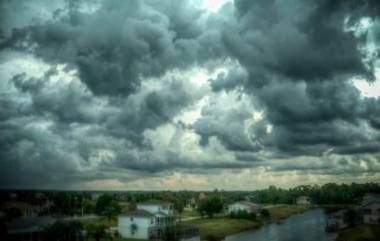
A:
[{"left": 1, "top": 0, "right": 380, "bottom": 190}]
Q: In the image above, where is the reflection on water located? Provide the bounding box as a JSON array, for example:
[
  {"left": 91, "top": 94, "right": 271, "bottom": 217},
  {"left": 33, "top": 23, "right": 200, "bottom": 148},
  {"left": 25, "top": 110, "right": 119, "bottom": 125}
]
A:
[{"left": 226, "top": 209, "right": 336, "bottom": 241}]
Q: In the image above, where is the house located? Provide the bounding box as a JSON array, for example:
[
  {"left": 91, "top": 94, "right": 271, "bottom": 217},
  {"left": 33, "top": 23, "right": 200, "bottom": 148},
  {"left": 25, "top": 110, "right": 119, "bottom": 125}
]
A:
[
  {"left": 360, "top": 193, "right": 380, "bottom": 224},
  {"left": 325, "top": 209, "right": 349, "bottom": 232},
  {"left": 198, "top": 193, "right": 207, "bottom": 201},
  {"left": 227, "top": 201, "right": 261, "bottom": 214},
  {"left": 118, "top": 200, "right": 176, "bottom": 240},
  {"left": 296, "top": 196, "right": 311, "bottom": 205}
]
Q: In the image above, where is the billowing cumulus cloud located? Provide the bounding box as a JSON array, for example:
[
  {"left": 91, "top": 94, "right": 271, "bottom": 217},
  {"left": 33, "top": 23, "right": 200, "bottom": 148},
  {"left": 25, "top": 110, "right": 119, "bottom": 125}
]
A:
[{"left": 0, "top": 0, "right": 379, "bottom": 190}]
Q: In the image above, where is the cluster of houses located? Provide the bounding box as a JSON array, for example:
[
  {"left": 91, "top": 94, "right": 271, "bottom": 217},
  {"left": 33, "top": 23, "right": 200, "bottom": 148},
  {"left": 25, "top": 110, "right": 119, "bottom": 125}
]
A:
[
  {"left": 117, "top": 199, "right": 263, "bottom": 240},
  {"left": 3, "top": 193, "right": 380, "bottom": 240},
  {"left": 326, "top": 193, "right": 380, "bottom": 231}
]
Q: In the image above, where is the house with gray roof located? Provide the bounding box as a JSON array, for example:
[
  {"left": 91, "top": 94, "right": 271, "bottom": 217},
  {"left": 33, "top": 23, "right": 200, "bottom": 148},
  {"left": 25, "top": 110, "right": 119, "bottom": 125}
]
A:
[{"left": 118, "top": 200, "right": 176, "bottom": 240}]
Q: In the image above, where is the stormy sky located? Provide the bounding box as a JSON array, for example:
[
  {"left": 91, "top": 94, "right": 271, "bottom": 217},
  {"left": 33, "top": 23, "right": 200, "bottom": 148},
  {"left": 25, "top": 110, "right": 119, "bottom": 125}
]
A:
[{"left": 0, "top": 0, "right": 380, "bottom": 190}]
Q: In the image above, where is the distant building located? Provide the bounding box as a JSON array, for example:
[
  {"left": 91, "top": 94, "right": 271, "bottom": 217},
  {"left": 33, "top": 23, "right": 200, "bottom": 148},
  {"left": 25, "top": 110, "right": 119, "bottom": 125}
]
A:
[
  {"left": 296, "top": 196, "right": 311, "bottom": 205},
  {"left": 119, "top": 200, "right": 199, "bottom": 240},
  {"left": 360, "top": 193, "right": 380, "bottom": 224},
  {"left": 2, "top": 201, "right": 41, "bottom": 217},
  {"left": 198, "top": 193, "right": 207, "bottom": 201},
  {"left": 227, "top": 201, "right": 261, "bottom": 214},
  {"left": 91, "top": 192, "right": 102, "bottom": 200},
  {"left": 119, "top": 201, "right": 131, "bottom": 213}
]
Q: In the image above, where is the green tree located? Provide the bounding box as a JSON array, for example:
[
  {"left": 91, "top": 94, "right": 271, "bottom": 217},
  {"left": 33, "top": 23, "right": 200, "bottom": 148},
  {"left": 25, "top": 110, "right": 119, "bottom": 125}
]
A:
[
  {"left": 86, "top": 223, "right": 107, "bottom": 241},
  {"left": 103, "top": 200, "right": 121, "bottom": 223},
  {"left": 260, "top": 209, "right": 270, "bottom": 219},
  {"left": 197, "top": 196, "right": 223, "bottom": 218},
  {"left": 162, "top": 225, "right": 180, "bottom": 241},
  {"left": 43, "top": 221, "right": 83, "bottom": 241}
]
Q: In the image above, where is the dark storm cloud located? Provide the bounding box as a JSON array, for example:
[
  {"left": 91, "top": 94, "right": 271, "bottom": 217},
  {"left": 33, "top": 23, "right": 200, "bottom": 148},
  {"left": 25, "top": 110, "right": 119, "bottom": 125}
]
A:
[
  {"left": 205, "top": 0, "right": 380, "bottom": 157},
  {"left": 227, "top": 0, "right": 376, "bottom": 82},
  {"left": 2, "top": 0, "right": 226, "bottom": 97},
  {"left": 209, "top": 67, "right": 248, "bottom": 92},
  {"left": 1, "top": 0, "right": 380, "bottom": 189},
  {"left": 0, "top": 63, "right": 206, "bottom": 187},
  {"left": 193, "top": 94, "right": 260, "bottom": 152}
]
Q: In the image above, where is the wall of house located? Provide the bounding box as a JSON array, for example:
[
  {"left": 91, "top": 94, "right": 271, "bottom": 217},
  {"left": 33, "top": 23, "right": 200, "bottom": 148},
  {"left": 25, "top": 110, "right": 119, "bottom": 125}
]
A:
[
  {"left": 297, "top": 198, "right": 311, "bottom": 205},
  {"left": 363, "top": 203, "right": 380, "bottom": 224},
  {"left": 118, "top": 216, "right": 153, "bottom": 240},
  {"left": 181, "top": 236, "right": 200, "bottom": 241},
  {"left": 137, "top": 204, "right": 174, "bottom": 216},
  {"left": 228, "top": 203, "right": 252, "bottom": 213}
]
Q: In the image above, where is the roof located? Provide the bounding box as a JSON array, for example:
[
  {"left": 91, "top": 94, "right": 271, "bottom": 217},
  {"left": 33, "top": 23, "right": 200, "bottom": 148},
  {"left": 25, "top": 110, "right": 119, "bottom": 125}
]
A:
[
  {"left": 361, "top": 198, "right": 380, "bottom": 208},
  {"left": 119, "top": 209, "right": 155, "bottom": 218},
  {"left": 361, "top": 193, "right": 380, "bottom": 208},
  {"left": 137, "top": 200, "right": 172, "bottom": 206},
  {"left": 230, "top": 201, "right": 261, "bottom": 208}
]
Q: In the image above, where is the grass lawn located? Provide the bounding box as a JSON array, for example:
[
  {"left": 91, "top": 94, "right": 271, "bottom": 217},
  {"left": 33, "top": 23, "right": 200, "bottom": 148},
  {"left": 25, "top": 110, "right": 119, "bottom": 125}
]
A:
[
  {"left": 183, "top": 217, "right": 261, "bottom": 240},
  {"left": 180, "top": 209, "right": 200, "bottom": 219},
  {"left": 336, "top": 224, "right": 380, "bottom": 241},
  {"left": 266, "top": 204, "right": 312, "bottom": 220},
  {"left": 80, "top": 217, "right": 117, "bottom": 228}
]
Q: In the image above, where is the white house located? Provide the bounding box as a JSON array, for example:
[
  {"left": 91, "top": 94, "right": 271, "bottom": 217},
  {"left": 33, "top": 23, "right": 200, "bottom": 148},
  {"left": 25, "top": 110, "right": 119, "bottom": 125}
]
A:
[
  {"left": 118, "top": 200, "right": 176, "bottom": 240},
  {"left": 227, "top": 201, "right": 261, "bottom": 214},
  {"left": 360, "top": 194, "right": 380, "bottom": 224},
  {"left": 296, "top": 196, "right": 311, "bottom": 205}
]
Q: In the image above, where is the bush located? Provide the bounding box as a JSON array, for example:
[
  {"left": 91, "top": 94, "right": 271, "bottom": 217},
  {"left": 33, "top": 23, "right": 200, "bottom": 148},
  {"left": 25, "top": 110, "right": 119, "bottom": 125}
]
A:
[
  {"left": 230, "top": 210, "right": 256, "bottom": 221},
  {"left": 260, "top": 209, "right": 270, "bottom": 218},
  {"left": 205, "top": 234, "right": 225, "bottom": 241},
  {"left": 43, "top": 221, "right": 83, "bottom": 241},
  {"left": 197, "top": 196, "right": 224, "bottom": 218}
]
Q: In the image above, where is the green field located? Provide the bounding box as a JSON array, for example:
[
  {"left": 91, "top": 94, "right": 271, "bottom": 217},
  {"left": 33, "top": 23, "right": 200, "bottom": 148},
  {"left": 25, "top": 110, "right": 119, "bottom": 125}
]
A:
[
  {"left": 184, "top": 217, "right": 261, "bottom": 240},
  {"left": 265, "top": 204, "right": 312, "bottom": 221},
  {"left": 180, "top": 204, "right": 312, "bottom": 240},
  {"left": 336, "top": 224, "right": 380, "bottom": 241},
  {"left": 179, "top": 209, "right": 200, "bottom": 219}
]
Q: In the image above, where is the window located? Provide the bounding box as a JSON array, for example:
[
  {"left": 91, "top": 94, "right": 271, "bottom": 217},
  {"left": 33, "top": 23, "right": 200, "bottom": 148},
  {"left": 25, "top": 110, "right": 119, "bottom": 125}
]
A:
[{"left": 151, "top": 218, "right": 154, "bottom": 224}]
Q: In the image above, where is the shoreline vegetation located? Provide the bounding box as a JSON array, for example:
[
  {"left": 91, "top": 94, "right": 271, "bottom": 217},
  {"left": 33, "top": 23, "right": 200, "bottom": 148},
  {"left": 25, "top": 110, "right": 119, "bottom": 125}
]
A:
[
  {"left": 80, "top": 204, "right": 314, "bottom": 241},
  {"left": 182, "top": 204, "right": 313, "bottom": 240},
  {"left": 82, "top": 204, "right": 378, "bottom": 241}
]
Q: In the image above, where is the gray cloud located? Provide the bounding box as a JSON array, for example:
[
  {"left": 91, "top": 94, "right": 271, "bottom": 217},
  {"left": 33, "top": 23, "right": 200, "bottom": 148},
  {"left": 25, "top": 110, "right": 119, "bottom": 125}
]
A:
[{"left": 1, "top": 0, "right": 380, "bottom": 189}]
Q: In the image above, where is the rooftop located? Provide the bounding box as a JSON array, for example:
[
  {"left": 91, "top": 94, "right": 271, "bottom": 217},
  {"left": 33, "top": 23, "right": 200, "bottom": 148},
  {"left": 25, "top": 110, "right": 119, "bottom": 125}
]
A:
[
  {"left": 361, "top": 194, "right": 380, "bottom": 208},
  {"left": 232, "top": 201, "right": 261, "bottom": 208},
  {"left": 120, "top": 209, "right": 155, "bottom": 218}
]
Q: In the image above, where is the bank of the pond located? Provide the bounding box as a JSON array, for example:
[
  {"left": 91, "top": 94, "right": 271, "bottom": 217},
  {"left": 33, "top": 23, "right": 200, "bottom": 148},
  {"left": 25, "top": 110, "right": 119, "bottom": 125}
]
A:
[
  {"left": 182, "top": 205, "right": 312, "bottom": 240},
  {"left": 265, "top": 204, "right": 312, "bottom": 221},
  {"left": 225, "top": 209, "right": 336, "bottom": 241}
]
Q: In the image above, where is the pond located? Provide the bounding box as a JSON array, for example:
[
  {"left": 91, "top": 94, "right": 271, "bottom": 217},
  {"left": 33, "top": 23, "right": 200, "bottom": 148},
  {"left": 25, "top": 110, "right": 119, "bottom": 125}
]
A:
[{"left": 225, "top": 208, "right": 337, "bottom": 241}]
